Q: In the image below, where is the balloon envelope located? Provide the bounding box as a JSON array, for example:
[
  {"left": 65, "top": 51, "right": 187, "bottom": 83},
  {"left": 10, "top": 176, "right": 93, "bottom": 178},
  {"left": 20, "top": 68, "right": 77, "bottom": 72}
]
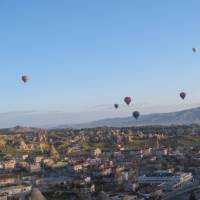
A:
[
  {"left": 124, "top": 97, "right": 131, "bottom": 105},
  {"left": 133, "top": 111, "right": 140, "bottom": 120},
  {"left": 192, "top": 48, "right": 197, "bottom": 53},
  {"left": 22, "top": 75, "right": 29, "bottom": 83},
  {"left": 114, "top": 104, "right": 119, "bottom": 109},
  {"left": 180, "top": 92, "right": 186, "bottom": 100}
]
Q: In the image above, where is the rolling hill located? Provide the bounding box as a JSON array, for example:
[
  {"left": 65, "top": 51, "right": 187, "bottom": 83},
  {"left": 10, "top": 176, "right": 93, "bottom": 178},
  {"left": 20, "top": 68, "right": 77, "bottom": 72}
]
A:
[{"left": 68, "top": 107, "right": 200, "bottom": 129}]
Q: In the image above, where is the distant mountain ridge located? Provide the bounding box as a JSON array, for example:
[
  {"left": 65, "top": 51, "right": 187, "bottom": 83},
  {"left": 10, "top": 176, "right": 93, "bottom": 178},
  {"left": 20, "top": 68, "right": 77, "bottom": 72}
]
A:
[
  {"left": 67, "top": 107, "right": 200, "bottom": 129},
  {"left": 2, "top": 107, "right": 200, "bottom": 131},
  {"left": 0, "top": 126, "right": 45, "bottom": 134}
]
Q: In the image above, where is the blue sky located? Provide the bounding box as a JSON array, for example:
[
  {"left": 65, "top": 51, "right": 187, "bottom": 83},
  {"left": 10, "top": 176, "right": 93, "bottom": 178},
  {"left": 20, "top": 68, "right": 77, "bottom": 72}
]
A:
[{"left": 0, "top": 0, "right": 200, "bottom": 127}]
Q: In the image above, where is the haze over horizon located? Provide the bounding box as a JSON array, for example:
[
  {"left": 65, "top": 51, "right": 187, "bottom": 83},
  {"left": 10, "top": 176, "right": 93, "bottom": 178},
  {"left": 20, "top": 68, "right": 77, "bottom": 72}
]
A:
[
  {"left": 1, "top": 105, "right": 200, "bottom": 128},
  {"left": 1, "top": 0, "right": 200, "bottom": 127}
]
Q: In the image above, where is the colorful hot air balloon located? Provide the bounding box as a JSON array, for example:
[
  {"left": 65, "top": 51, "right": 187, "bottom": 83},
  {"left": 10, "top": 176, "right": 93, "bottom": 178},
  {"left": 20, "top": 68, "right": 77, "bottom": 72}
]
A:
[
  {"left": 133, "top": 111, "right": 140, "bottom": 120},
  {"left": 180, "top": 92, "right": 186, "bottom": 100},
  {"left": 114, "top": 104, "right": 119, "bottom": 109},
  {"left": 124, "top": 97, "right": 131, "bottom": 105},
  {"left": 22, "top": 75, "right": 29, "bottom": 83},
  {"left": 192, "top": 48, "right": 197, "bottom": 53}
]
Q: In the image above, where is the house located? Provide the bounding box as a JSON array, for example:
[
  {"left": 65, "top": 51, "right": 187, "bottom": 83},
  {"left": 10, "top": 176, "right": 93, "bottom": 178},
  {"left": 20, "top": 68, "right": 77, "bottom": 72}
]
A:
[
  {"left": 74, "top": 164, "right": 83, "bottom": 172},
  {"left": 0, "top": 178, "right": 16, "bottom": 187},
  {"left": 2, "top": 160, "right": 16, "bottom": 170},
  {"left": 155, "top": 148, "right": 168, "bottom": 156},
  {"left": 27, "top": 164, "right": 41, "bottom": 173},
  {"left": 22, "top": 155, "right": 29, "bottom": 160},
  {"left": 0, "top": 184, "right": 31, "bottom": 197},
  {"left": 138, "top": 170, "right": 193, "bottom": 185},
  {"left": 138, "top": 186, "right": 163, "bottom": 199},
  {"left": 35, "top": 156, "right": 43, "bottom": 163},
  {"left": 42, "top": 158, "right": 54, "bottom": 168},
  {"left": 92, "top": 148, "right": 102, "bottom": 157}
]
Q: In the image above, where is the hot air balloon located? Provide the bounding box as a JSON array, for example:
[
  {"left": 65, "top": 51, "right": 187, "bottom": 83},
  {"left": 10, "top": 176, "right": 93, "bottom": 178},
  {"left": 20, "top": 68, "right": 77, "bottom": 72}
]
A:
[
  {"left": 133, "top": 111, "right": 140, "bottom": 120},
  {"left": 124, "top": 97, "right": 131, "bottom": 105},
  {"left": 192, "top": 48, "right": 197, "bottom": 53},
  {"left": 114, "top": 104, "right": 119, "bottom": 109},
  {"left": 22, "top": 75, "right": 29, "bottom": 83},
  {"left": 180, "top": 92, "right": 186, "bottom": 100}
]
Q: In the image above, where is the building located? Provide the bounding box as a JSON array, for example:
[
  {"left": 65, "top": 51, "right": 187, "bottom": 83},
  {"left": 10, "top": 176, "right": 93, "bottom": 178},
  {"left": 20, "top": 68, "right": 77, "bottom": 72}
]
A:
[
  {"left": 22, "top": 155, "right": 29, "bottom": 160},
  {"left": 30, "top": 188, "right": 46, "bottom": 200},
  {"left": 0, "top": 184, "right": 31, "bottom": 197},
  {"left": 2, "top": 160, "right": 16, "bottom": 170},
  {"left": 93, "top": 148, "right": 102, "bottom": 157},
  {"left": 138, "top": 186, "right": 163, "bottom": 199},
  {"left": 0, "top": 196, "right": 7, "bottom": 200},
  {"left": 17, "top": 161, "right": 29, "bottom": 169},
  {"left": 0, "top": 178, "right": 17, "bottom": 187},
  {"left": 28, "top": 164, "right": 41, "bottom": 173},
  {"left": 51, "top": 161, "right": 68, "bottom": 169},
  {"left": 50, "top": 145, "right": 60, "bottom": 159},
  {"left": 155, "top": 148, "right": 168, "bottom": 156},
  {"left": 138, "top": 170, "right": 193, "bottom": 185},
  {"left": 74, "top": 164, "right": 83, "bottom": 172},
  {"left": 42, "top": 158, "right": 54, "bottom": 168},
  {"left": 35, "top": 156, "right": 43, "bottom": 163}
]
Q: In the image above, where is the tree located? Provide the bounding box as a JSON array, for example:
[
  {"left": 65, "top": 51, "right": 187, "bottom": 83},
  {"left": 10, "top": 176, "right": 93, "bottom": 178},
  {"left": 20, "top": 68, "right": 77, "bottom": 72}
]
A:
[{"left": 189, "top": 192, "right": 197, "bottom": 200}]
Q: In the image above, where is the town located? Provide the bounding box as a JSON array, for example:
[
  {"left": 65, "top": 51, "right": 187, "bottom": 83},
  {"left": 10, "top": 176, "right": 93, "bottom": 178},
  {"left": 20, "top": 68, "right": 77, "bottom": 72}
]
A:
[{"left": 0, "top": 125, "right": 199, "bottom": 199}]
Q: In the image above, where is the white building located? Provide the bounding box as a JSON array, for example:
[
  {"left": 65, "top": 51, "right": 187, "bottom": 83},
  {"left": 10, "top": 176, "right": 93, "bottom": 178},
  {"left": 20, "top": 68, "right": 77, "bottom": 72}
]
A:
[
  {"left": 22, "top": 155, "right": 29, "bottom": 161},
  {"left": 74, "top": 164, "right": 83, "bottom": 172},
  {"left": 0, "top": 184, "right": 31, "bottom": 197},
  {"left": 138, "top": 170, "right": 192, "bottom": 185}
]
